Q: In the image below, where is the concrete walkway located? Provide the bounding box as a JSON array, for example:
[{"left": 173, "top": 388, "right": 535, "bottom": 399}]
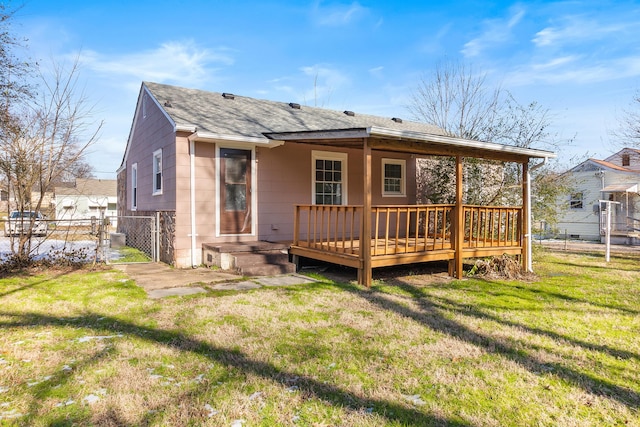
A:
[{"left": 113, "top": 262, "right": 318, "bottom": 299}]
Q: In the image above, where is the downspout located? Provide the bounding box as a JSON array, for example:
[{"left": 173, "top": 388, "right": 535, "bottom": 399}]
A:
[
  {"left": 526, "top": 157, "right": 548, "bottom": 272},
  {"left": 188, "top": 132, "right": 198, "bottom": 267}
]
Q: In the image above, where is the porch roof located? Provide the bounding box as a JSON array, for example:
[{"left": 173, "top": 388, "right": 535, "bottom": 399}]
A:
[
  {"left": 601, "top": 183, "right": 638, "bottom": 193},
  {"left": 264, "top": 127, "right": 556, "bottom": 163}
]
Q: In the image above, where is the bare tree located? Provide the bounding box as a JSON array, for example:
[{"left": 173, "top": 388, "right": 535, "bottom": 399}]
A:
[
  {"left": 408, "top": 60, "right": 502, "bottom": 141},
  {"left": 409, "top": 59, "right": 569, "bottom": 226},
  {"left": 613, "top": 89, "right": 640, "bottom": 147},
  {"left": 0, "top": 3, "right": 34, "bottom": 129},
  {"left": 0, "top": 58, "right": 103, "bottom": 257}
]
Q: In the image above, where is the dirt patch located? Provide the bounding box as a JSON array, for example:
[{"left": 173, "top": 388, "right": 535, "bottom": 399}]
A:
[{"left": 468, "top": 254, "right": 536, "bottom": 281}]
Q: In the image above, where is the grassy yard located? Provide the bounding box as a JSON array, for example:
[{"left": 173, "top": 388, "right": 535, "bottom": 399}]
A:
[{"left": 0, "top": 247, "right": 638, "bottom": 426}]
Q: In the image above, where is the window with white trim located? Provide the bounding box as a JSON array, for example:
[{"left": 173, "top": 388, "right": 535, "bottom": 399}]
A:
[
  {"left": 152, "top": 149, "right": 162, "bottom": 195},
  {"left": 382, "top": 158, "right": 406, "bottom": 196},
  {"left": 569, "top": 192, "right": 583, "bottom": 209},
  {"left": 131, "top": 163, "right": 138, "bottom": 210},
  {"left": 312, "top": 151, "right": 347, "bottom": 205}
]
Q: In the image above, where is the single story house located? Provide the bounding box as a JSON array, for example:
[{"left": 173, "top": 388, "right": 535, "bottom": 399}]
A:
[
  {"left": 1, "top": 185, "right": 55, "bottom": 219},
  {"left": 116, "top": 82, "right": 555, "bottom": 286},
  {"left": 556, "top": 148, "right": 640, "bottom": 244},
  {"left": 53, "top": 179, "right": 118, "bottom": 225}
]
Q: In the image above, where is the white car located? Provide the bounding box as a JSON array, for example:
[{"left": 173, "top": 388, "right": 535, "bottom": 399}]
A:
[{"left": 4, "top": 211, "right": 48, "bottom": 237}]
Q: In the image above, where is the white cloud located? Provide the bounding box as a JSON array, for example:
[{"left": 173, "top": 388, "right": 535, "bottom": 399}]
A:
[
  {"left": 506, "top": 55, "right": 640, "bottom": 86},
  {"left": 531, "top": 55, "right": 580, "bottom": 70},
  {"left": 368, "top": 66, "right": 384, "bottom": 78},
  {"left": 533, "top": 18, "right": 628, "bottom": 47},
  {"left": 462, "top": 5, "right": 525, "bottom": 57},
  {"left": 75, "top": 40, "right": 233, "bottom": 87},
  {"left": 311, "top": 1, "right": 368, "bottom": 26}
]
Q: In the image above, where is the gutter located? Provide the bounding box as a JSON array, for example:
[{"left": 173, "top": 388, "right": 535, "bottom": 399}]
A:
[
  {"left": 526, "top": 157, "right": 548, "bottom": 272},
  {"left": 187, "top": 131, "right": 198, "bottom": 267}
]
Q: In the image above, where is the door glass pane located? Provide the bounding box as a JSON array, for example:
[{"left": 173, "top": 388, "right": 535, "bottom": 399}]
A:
[
  {"left": 225, "top": 184, "right": 246, "bottom": 211},
  {"left": 226, "top": 158, "right": 247, "bottom": 184},
  {"left": 225, "top": 157, "right": 247, "bottom": 211}
]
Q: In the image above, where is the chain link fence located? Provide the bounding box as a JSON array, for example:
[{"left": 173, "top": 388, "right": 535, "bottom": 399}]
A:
[
  {"left": 1, "top": 214, "right": 160, "bottom": 264},
  {"left": 110, "top": 215, "right": 158, "bottom": 263}
]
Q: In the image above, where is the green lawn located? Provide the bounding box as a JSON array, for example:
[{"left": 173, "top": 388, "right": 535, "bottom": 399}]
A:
[{"left": 0, "top": 247, "right": 638, "bottom": 426}]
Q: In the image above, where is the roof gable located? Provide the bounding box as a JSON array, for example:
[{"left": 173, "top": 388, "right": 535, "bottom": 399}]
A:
[
  {"left": 603, "top": 147, "right": 640, "bottom": 172},
  {"left": 568, "top": 157, "right": 640, "bottom": 175}
]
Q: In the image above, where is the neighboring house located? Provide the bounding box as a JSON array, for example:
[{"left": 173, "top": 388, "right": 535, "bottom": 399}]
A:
[
  {"left": 1, "top": 184, "right": 55, "bottom": 218},
  {"left": 556, "top": 148, "right": 640, "bottom": 244},
  {"left": 117, "top": 82, "right": 554, "bottom": 285},
  {"left": 53, "top": 179, "right": 117, "bottom": 225}
]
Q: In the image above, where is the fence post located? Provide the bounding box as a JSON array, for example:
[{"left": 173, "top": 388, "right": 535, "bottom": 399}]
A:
[{"left": 155, "top": 211, "right": 160, "bottom": 262}]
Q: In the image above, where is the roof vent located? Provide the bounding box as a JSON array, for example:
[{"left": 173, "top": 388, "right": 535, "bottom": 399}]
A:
[
  {"left": 289, "top": 102, "right": 301, "bottom": 109},
  {"left": 222, "top": 93, "right": 235, "bottom": 100},
  {"left": 391, "top": 117, "right": 403, "bottom": 123},
  {"left": 343, "top": 110, "right": 355, "bottom": 117},
  {"left": 164, "top": 101, "right": 172, "bottom": 108}
]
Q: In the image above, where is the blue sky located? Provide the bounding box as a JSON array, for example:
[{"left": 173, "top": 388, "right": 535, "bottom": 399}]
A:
[{"left": 12, "top": 0, "right": 640, "bottom": 178}]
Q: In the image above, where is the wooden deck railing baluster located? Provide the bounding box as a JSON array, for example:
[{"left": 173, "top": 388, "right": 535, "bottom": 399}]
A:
[{"left": 292, "top": 204, "right": 521, "bottom": 273}]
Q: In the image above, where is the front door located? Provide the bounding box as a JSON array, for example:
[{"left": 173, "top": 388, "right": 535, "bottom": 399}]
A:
[{"left": 220, "top": 148, "right": 252, "bottom": 235}]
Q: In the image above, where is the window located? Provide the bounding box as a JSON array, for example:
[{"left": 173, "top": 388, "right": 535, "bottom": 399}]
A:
[
  {"left": 569, "top": 192, "right": 583, "bottom": 209},
  {"left": 382, "top": 158, "right": 406, "bottom": 196},
  {"left": 131, "top": 163, "right": 138, "bottom": 210},
  {"left": 152, "top": 149, "right": 162, "bottom": 195},
  {"left": 312, "top": 151, "right": 347, "bottom": 205},
  {"left": 622, "top": 153, "right": 630, "bottom": 166}
]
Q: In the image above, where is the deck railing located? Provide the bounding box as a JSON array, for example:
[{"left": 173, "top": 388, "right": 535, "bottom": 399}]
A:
[
  {"left": 371, "top": 205, "right": 453, "bottom": 255},
  {"left": 293, "top": 204, "right": 522, "bottom": 259},
  {"left": 463, "top": 205, "right": 522, "bottom": 248},
  {"left": 293, "top": 205, "right": 363, "bottom": 255}
]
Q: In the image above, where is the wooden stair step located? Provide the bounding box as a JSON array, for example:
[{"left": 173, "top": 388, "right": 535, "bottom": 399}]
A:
[{"left": 231, "top": 251, "right": 296, "bottom": 276}]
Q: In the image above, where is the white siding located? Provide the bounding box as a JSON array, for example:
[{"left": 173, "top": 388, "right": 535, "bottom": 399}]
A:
[{"left": 557, "top": 168, "right": 640, "bottom": 239}]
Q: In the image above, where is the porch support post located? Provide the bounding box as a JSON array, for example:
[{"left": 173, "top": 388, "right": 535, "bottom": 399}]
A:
[
  {"left": 522, "top": 160, "right": 530, "bottom": 271},
  {"left": 454, "top": 155, "right": 464, "bottom": 279},
  {"left": 359, "top": 137, "right": 373, "bottom": 287}
]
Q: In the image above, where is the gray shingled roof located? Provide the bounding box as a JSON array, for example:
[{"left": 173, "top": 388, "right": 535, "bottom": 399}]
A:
[
  {"left": 55, "top": 179, "right": 117, "bottom": 196},
  {"left": 144, "top": 81, "right": 446, "bottom": 139}
]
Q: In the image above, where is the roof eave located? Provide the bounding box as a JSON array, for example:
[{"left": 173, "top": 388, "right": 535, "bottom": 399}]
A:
[
  {"left": 368, "top": 126, "right": 556, "bottom": 160},
  {"left": 264, "top": 126, "right": 556, "bottom": 161},
  {"left": 189, "top": 130, "right": 284, "bottom": 147}
]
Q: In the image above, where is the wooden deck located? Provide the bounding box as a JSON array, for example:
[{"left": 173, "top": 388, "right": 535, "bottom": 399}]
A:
[{"left": 291, "top": 204, "right": 523, "bottom": 278}]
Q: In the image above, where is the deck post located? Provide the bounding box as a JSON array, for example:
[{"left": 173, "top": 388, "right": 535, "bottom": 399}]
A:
[
  {"left": 454, "top": 155, "right": 464, "bottom": 279},
  {"left": 360, "top": 138, "right": 373, "bottom": 287},
  {"left": 522, "top": 160, "right": 530, "bottom": 271}
]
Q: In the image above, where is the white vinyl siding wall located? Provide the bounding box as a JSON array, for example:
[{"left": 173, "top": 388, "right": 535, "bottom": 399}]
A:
[{"left": 556, "top": 169, "right": 640, "bottom": 239}]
